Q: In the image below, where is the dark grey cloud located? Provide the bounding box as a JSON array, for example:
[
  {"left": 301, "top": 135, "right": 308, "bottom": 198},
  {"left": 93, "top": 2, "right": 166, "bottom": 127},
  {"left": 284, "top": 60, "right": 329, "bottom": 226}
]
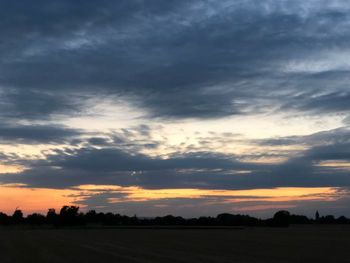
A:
[
  {"left": 87, "top": 137, "right": 110, "bottom": 146},
  {"left": 1, "top": 0, "right": 350, "bottom": 120},
  {"left": 255, "top": 128, "right": 350, "bottom": 148},
  {"left": 246, "top": 128, "right": 350, "bottom": 187},
  {"left": 0, "top": 145, "right": 265, "bottom": 189},
  {"left": 256, "top": 137, "right": 300, "bottom": 146},
  {"left": 46, "top": 147, "right": 258, "bottom": 173},
  {"left": 283, "top": 91, "right": 350, "bottom": 114},
  {"left": 0, "top": 123, "right": 81, "bottom": 144},
  {"left": 0, "top": 90, "right": 80, "bottom": 120},
  {"left": 1, "top": 127, "right": 349, "bottom": 190},
  {"left": 262, "top": 140, "right": 350, "bottom": 188}
]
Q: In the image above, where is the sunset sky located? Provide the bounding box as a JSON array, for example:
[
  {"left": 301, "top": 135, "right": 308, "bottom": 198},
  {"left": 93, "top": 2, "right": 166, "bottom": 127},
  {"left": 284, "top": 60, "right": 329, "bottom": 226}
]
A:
[{"left": 0, "top": 0, "right": 349, "bottom": 217}]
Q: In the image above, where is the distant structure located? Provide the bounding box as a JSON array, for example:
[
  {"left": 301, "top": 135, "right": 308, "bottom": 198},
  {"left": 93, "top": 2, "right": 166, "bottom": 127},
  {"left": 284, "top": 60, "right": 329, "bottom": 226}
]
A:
[{"left": 315, "top": 210, "right": 320, "bottom": 221}]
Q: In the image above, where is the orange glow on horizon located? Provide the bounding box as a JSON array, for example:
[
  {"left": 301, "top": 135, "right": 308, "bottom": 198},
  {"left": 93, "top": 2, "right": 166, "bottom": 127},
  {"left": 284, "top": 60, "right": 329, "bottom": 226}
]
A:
[
  {"left": 0, "top": 184, "right": 340, "bottom": 215},
  {"left": 0, "top": 185, "right": 80, "bottom": 215}
]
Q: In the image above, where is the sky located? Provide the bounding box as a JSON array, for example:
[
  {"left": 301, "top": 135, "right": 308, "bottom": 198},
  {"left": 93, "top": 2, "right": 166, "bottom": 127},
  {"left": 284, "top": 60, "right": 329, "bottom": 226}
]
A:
[{"left": 0, "top": 0, "right": 350, "bottom": 218}]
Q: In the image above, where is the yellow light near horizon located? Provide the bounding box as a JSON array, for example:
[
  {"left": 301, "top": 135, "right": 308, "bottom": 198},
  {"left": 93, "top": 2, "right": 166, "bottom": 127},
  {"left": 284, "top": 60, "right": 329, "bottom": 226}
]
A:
[
  {"left": 107, "top": 187, "right": 337, "bottom": 203},
  {"left": 317, "top": 160, "right": 350, "bottom": 170},
  {"left": 0, "top": 164, "right": 25, "bottom": 174},
  {"left": 234, "top": 204, "right": 297, "bottom": 212}
]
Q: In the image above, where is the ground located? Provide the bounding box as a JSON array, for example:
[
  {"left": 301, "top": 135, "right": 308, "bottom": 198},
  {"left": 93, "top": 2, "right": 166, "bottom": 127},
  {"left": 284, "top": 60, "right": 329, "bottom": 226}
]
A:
[{"left": 0, "top": 225, "right": 349, "bottom": 262}]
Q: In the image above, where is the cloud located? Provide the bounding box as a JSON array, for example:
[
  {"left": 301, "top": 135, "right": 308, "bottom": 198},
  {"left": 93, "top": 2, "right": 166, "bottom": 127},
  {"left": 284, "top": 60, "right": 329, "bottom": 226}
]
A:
[
  {"left": 0, "top": 123, "right": 81, "bottom": 144},
  {"left": 1, "top": 0, "right": 350, "bottom": 120},
  {"left": 283, "top": 91, "right": 350, "bottom": 114},
  {"left": 1, "top": 127, "right": 349, "bottom": 190},
  {"left": 87, "top": 137, "right": 110, "bottom": 146},
  {"left": 43, "top": 147, "right": 259, "bottom": 173},
  {"left": 0, "top": 1, "right": 349, "bottom": 215},
  {"left": 0, "top": 90, "right": 80, "bottom": 120},
  {"left": 343, "top": 115, "right": 350, "bottom": 125},
  {"left": 255, "top": 128, "right": 350, "bottom": 148}
]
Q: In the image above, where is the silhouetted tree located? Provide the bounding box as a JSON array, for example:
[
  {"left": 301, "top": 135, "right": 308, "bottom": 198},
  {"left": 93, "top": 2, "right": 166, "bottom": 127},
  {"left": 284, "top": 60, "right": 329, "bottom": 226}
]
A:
[
  {"left": 12, "top": 209, "right": 24, "bottom": 224},
  {"left": 46, "top": 208, "right": 58, "bottom": 224},
  {"left": 26, "top": 213, "right": 46, "bottom": 225},
  {"left": 272, "top": 210, "right": 290, "bottom": 227},
  {"left": 0, "top": 206, "right": 348, "bottom": 227},
  {"left": 85, "top": 210, "right": 98, "bottom": 224},
  {"left": 0, "top": 212, "right": 9, "bottom": 225},
  {"left": 57, "top": 206, "right": 83, "bottom": 226},
  {"left": 320, "top": 215, "right": 336, "bottom": 224},
  {"left": 337, "top": 216, "right": 349, "bottom": 224}
]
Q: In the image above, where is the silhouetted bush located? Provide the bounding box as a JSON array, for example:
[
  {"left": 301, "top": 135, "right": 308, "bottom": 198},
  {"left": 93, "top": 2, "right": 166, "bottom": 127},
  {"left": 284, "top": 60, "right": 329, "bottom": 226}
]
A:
[
  {"left": 153, "top": 215, "right": 185, "bottom": 225},
  {"left": 217, "top": 213, "right": 260, "bottom": 226},
  {"left": 289, "top": 214, "right": 310, "bottom": 224}
]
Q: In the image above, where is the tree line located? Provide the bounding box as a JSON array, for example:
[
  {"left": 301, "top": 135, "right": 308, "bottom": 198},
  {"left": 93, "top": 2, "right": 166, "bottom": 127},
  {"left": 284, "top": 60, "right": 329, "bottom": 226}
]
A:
[{"left": 0, "top": 207, "right": 349, "bottom": 227}]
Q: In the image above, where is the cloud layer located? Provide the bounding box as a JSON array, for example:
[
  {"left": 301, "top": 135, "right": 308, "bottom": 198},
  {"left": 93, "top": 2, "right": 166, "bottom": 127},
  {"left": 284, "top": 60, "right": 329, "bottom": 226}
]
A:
[
  {"left": 0, "top": 0, "right": 349, "bottom": 215},
  {"left": 1, "top": 0, "right": 350, "bottom": 120}
]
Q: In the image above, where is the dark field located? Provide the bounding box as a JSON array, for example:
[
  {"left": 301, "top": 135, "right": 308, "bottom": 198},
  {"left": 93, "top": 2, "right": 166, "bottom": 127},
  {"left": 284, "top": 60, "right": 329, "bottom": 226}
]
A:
[{"left": 1, "top": 226, "right": 349, "bottom": 263}]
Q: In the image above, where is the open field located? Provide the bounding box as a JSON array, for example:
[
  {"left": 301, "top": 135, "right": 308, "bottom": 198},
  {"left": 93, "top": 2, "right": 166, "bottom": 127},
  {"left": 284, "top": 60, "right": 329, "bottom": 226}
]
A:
[{"left": 0, "top": 226, "right": 349, "bottom": 263}]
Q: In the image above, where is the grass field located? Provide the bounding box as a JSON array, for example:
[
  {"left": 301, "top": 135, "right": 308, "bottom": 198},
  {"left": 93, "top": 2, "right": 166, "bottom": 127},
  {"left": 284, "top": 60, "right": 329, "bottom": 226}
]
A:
[{"left": 0, "top": 225, "right": 349, "bottom": 262}]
